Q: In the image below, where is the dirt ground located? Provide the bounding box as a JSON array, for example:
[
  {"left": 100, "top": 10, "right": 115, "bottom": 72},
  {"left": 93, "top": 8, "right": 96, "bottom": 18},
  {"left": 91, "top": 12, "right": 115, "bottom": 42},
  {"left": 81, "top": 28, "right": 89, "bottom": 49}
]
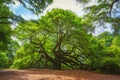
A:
[{"left": 0, "top": 69, "right": 120, "bottom": 80}]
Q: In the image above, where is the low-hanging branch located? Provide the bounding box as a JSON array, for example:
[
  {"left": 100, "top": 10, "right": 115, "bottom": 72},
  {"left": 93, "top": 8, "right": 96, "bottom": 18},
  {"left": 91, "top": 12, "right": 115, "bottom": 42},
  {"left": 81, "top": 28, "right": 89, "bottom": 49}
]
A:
[
  {"left": 61, "top": 56, "right": 81, "bottom": 67},
  {"left": 61, "top": 60, "right": 75, "bottom": 69}
]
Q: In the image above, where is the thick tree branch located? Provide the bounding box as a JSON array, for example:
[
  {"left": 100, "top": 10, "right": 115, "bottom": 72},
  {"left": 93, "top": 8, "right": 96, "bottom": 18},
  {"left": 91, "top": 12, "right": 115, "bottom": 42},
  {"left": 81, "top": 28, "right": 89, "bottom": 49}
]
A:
[
  {"left": 109, "top": 0, "right": 119, "bottom": 17},
  {"left": 61, "top": 61, "right": 75, "bottom": 69},
  {"left": 52, "top": 33, "right": 66, "bottom": 53},
  {"left": 39, "top": 43, "right": 54, "bottom": 62},
  {"left": 61, "top": 56, "right": 80, "bottom": 67},
  {"left": 30, "top": 37, "right": 54, "bottom": 63}
]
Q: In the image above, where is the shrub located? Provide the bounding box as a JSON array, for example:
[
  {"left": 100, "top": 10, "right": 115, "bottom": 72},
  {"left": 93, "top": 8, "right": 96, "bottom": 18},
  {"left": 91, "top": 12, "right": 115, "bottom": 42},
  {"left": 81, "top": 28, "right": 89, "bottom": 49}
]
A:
[{"left": 100, "top": 58, "right": 120, "bottom": 74}]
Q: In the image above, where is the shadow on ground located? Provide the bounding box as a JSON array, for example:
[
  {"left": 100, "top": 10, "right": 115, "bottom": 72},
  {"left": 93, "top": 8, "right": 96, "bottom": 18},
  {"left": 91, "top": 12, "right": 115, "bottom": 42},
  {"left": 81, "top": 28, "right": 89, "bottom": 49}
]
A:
[
  {"left": 0, "top": 70, "right": 28, "bottom": 80},
  {"left": 0, "top": 69, "right": 120, "bottom": 80}
]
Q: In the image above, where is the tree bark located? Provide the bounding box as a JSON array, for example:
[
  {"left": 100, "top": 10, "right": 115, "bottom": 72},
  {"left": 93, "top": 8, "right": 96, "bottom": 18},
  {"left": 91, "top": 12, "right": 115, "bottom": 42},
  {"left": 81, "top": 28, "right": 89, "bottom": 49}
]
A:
[{"left": 53, "top": 55, "right": 61, "bottom": 70}]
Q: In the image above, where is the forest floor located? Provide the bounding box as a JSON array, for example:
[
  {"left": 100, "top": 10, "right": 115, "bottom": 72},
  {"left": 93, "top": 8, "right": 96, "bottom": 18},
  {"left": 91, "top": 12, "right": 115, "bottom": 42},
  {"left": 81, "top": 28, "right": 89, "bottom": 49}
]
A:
[{"left": 0, "top": 69, "right": 120, "bottom": 80}]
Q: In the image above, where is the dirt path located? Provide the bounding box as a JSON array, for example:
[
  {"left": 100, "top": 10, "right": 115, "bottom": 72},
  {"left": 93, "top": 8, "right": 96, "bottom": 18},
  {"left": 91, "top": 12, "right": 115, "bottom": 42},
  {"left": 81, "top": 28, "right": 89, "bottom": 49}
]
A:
[{"left": 0, "top": 69, "right": 120, "bottom": 80}]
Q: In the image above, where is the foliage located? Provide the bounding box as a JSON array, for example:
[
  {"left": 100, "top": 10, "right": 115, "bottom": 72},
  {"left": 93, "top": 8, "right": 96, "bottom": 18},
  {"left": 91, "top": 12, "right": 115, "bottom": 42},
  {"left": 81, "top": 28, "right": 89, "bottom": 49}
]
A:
[
  {"left": 11, "top": 43, "right": 44, "bottom": 69},
  {"left": 0, "top": 52, "right": 9, "bottom": 68},
  {"left": 18, "top": 0, "right": 53, "bottom": 14},
  {"left": 81, "top": 32, "right": 120, "bottom": 74},
  {"left": 1, "top": 0, "right": 53, "bottom": 15},
  {"left": 99, "top": 58, "right": 120, "bottom": 74},
  {"left": 0, "top": 3, "right": 13, "bottom": 50},
  {"left": 0, "top": 0, "right": 53, "bottom": 25},
  {"left": 0, "top": 3, "right": 14, "bottom": 68}
]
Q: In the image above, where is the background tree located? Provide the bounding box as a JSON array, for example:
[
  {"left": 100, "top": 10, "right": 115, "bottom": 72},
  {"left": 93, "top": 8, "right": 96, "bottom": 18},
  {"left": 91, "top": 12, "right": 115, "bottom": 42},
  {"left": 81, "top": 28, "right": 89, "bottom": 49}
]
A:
[
  {"left": 0, "top": 0, "right": 53, "bottom": 68},
  {"left": 0, "top": 2, "right": 14, "bottom": 68},
  {"left": 0, "top": 0, "right": 53, "bottom": 24},
  {"left": 77, "top": 0, "right": 120, "bottom": 35},
  {"left": 83, "top": 32, "right": 120, "bottom": 74}
]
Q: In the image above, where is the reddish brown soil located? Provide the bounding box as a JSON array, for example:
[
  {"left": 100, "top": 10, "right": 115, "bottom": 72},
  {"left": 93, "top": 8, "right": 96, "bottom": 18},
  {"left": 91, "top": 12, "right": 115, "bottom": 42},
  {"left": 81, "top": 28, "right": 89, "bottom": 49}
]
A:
[{"left": 0, "top": 69, "right": 120, "bottom": 80}]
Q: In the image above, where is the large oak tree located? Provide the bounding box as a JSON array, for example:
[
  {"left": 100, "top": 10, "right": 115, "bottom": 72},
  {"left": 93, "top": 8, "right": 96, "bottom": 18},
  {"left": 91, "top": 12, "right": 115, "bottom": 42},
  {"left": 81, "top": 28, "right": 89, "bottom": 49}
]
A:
[{"left": 12, "top": 9, "right": 90, "bottom": 69}]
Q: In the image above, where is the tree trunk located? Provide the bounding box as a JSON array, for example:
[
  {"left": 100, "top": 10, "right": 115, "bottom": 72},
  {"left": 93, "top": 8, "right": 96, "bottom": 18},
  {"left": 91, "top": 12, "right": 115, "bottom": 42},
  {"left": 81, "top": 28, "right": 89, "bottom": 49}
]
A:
[{"left": 53, "top": 56, "right": 61, "bottom": 70}]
